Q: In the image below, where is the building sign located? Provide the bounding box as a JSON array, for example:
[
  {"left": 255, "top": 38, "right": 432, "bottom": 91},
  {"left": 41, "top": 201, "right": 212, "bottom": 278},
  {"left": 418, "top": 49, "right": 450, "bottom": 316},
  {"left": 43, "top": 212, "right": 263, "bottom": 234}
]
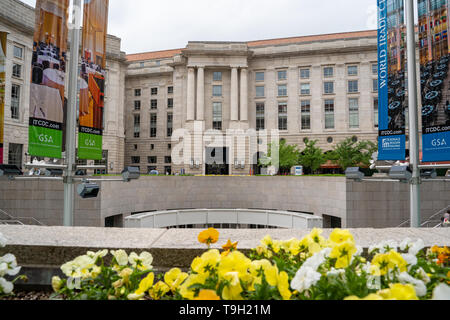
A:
[
  {"left": 0, "top": 32, "right": 6, "bottom": 164},
  {"left": 377, "top": 0, "right": 407, "bottom": 160},
  {"left": 417, "top": 0, "right": 450, "bottom": 162},
  {"left": 28, "top": 0, "right": 70, "bottom": 158},
  {"left": 78, "top": 0, "right": 109, "bottom": 160}
]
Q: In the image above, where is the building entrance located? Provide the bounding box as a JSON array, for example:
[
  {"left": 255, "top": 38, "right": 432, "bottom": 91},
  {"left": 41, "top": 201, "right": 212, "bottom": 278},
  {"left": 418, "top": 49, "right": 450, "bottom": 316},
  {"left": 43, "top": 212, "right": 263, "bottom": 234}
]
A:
[{"left": 205, "top": 147, "right": 229, "bottom": 175}]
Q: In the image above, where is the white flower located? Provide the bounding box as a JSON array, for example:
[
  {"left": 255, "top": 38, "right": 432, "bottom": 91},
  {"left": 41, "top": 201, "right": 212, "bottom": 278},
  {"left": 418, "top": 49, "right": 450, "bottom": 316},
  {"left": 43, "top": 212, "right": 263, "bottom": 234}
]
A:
[
  {"left": 369, "top": 240, "right": 397, "bottom": 254},
  {"left": 0, "top": 277, "right": 13, "bottom": 294},
  {"left": 398, "top": 272, "right": 427, "bottom": 297},
  {"left": 290, "top": 266, "right": 322, "bottom": 293},
  {"left": 401, "top": 253, "right": 418, "bottom": 270},
  {"left": 327, "top": 268, "right": 345, "bottom": 278},
  {"left": 399, "top": 238, "right": 413, "bottom": 251},
  {"left": 432, "top": 284, "right": 450, "bottom": 300},
  {"left": 111, "top": 250, "right": 128, "bottom": 266},
  {"left": 408, "top": 239, "right": 425, "bottom": 256},
  {"left": 302, "top": 248, "right": 331, "bottom": 271},
  {"left": 86, "top": 249, "right": 108, "bottom": 261},
  {"left": 128, "top": 252, "right": 153, "bottom": 271},
  {"left": 0, "top": 263, "right": 7, "bottom": 277},
  {"left": 0, "top": 233, "right": 7, "bottom": 248},
  {"left": 416, "top": 267, "right": 431, "bottom": 284}
]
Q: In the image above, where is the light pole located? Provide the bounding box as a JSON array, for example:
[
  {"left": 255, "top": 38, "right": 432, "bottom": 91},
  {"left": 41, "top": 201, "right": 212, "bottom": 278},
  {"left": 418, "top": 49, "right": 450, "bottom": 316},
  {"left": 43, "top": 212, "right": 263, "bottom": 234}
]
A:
[{"left": 405, "top": 0, "right": 421, "bottom": 228}]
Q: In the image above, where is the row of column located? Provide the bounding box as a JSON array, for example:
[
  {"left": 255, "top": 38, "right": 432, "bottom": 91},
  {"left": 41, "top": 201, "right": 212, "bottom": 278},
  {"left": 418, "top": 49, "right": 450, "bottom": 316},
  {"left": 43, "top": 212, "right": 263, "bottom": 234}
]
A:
[{"left": 186, "top": 66, "right": 248, "bottom": 122}]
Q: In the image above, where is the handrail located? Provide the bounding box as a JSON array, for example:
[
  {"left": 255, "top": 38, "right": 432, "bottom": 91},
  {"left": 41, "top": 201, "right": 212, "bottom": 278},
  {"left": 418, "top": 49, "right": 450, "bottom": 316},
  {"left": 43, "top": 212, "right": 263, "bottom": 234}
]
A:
[
  {"left": 0, "top": 220, "right": 24, "bottom": 225},
  {"left": 397, "top": 205, "right": 450, "bottom": 228},
  {"left": 0, "top": 209, "right": 45, "bottom": 226}
]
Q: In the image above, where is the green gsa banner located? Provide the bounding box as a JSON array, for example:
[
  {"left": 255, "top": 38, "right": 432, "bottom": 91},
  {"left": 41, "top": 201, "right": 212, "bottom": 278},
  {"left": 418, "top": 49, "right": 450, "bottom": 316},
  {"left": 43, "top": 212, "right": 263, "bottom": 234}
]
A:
[
  {"left": 28, "top": 0, "right": 70, "bottom": 158},
  {"left": 78, "top": 0, "right": 109, "bottom": 160}
]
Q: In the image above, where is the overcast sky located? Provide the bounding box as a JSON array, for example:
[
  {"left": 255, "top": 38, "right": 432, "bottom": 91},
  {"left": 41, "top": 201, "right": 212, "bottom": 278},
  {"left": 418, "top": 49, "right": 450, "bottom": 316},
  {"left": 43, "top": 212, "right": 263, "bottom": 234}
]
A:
[{"left": 20, "top": 0, "right": 378, "bottom": 54}]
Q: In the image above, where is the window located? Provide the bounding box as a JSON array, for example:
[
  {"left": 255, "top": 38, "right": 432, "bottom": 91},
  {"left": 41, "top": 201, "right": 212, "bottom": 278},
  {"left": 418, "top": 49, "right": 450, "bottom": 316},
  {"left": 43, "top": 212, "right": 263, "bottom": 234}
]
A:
[
  {"left": 13, "top": 46, "right": 23, "bottom": 59},
  {"left": 151, "top": 87, "right": 158, "bottom": 95},
  {"left": 134, "top": 144, "right": 138, "bottom": 150},
  {"left": 300, "top": 68, "right": 310, "bottom": 79},
  {"left": 213, "top": 72, "right": 222, "bottom": 81},
  {"left": 256, "top": 103, "right": 265, "bottom": 131},
  {"left": 168, "top": 86, "right": 174, "bottom": 94},
  {"left": 349, "top": 98, "right": 359, "bottom": 128},
  {"left": 11, "top": 84, "right": 20, "bottom": 119},
  {"left": 347, "top": 65, "right": 358, "bottom": 76},
  {"left": 301, "top": 100, "right": 311, "bottom": 130},
  {"left": 324, "top": 81, "right": 334, "bottom": 94},
  {"left": 278, "top": 102, "right": 288, "bottom": 131},
  {"left": 167, "top": 113, "right": 173, "bottom": 137},
  {"left": 255, "top": 86, "right": 265, "bottom": 97},
  {"left": 168, "top": 144, "right": 172, "bottom": 150},
  {"left": 134, "top": 100, "right": 141, "bottom": 111},
  {"left": 134, "top": 89, "right": 141, "bottom": 97},
  {"left": 277, "top": 70, "right": 287, "bottom": 81},
  {"left": 150, "top": 114, "right": 157, "bottom": 137},
  {"left": 373, "top": 79, "right": 378, "bottom": 92},
  {"left": 12, "top": 64, "right": 22, "bottom": 78},
  {"left": 134, "top": 114, "right": 140, "bottom": 138},
  {"left": 168, "top": 98, "right": 173, "bottom": 108},
  {"left": 151, "top": 99, "right": 157, "bottom": 109},
  {"left": 348, "top": 80, "right": 358, "bottom": 93},
  {"left": 140, "top": 62, "right": 145, "bottom": 68},
  {"left": 372, "top": 63, "right": 378, "bottom": 75},
  {"left": 213, "top": 102, "right": 222, "bottom": 130},
  {"left": 165, "top": 166, "right": 172, "bottom": 175},
  {"left": 300, "top": 83, "right": 310, "bottom": 95},
  {"left": 327, "top": 137, "right": 333, "bottom": 143},
  {"left": 165, "top": 156, "right": 172, "bottom": 164},
  {"left": 323, "top": 67, "right": 334, "bottom": 78},
  {"left": 150, "top": 144, "right": 155, "bottom": 150},
  {"left": 255, "top": 72, "right": 265, "bottom": 82},
  {"left": 131, "top": 156, "right": 140, "bottom": 164},
  {"left": 8, "top": 143, "right": 23, "bottom": 169},
  {"left": 212, "top": 85, "right": 222, "bottom": 97},
  {"left": 278, "top": 84, "right": 287, "bottom": 97},
  {"left": 374, "top": 98, "right": 379, "bottom": 128},
  {"left": 324, "top": 99, "right": 335, "bottom": 129}
]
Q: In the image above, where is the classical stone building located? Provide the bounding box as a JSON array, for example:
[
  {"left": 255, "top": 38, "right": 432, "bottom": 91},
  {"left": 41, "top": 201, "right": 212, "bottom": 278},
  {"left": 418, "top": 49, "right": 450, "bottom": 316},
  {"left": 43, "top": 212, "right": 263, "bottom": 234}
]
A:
[{"left": 1, "top": 0, "right": 381, "bottom": 175}]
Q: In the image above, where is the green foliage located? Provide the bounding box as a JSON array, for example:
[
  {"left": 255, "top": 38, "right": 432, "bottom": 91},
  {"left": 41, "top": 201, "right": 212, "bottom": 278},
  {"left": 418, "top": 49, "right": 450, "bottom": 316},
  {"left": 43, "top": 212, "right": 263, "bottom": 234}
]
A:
[
  {"left": 298, "top": 138, "right": 327, "bottom": 174},
  {"left": 260, "top": 140, "right": 300, "bottom": 174},
  {"left": 328, "top": 138, "right": 377, "bottom": 170}
]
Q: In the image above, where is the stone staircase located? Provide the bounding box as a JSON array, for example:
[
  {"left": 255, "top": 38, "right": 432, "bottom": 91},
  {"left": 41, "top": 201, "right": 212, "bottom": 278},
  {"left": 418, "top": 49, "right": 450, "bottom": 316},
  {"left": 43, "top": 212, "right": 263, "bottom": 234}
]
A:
[{"left": 0, "top": 209, "right": 45, "bottom": 226}]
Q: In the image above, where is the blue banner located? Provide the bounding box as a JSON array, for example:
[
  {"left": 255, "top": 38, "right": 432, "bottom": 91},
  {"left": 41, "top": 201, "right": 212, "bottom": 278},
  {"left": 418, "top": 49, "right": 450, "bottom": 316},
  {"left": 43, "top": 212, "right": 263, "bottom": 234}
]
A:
[
  {"left": 377, "top": 0, "right": 407, "bottom": 161},
  {"left": 417, "top": 0, "right": 450, "bottom": 162}
]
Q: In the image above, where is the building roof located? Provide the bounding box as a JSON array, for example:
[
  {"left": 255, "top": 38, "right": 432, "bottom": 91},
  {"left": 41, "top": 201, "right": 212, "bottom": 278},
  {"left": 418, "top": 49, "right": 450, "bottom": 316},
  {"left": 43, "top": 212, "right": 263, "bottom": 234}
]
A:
[{"left": 126, "top": 30, "right": 377, "bottom": 62}]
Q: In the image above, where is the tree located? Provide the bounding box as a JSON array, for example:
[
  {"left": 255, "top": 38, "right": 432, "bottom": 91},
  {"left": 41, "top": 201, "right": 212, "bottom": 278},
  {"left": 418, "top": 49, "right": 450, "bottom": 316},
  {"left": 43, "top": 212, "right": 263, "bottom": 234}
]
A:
[
  {"left": 328, "top": 138, "right": 377, "bottom": 170},
  {"left": 260, "top": 139, "right": 300, "bottom": 175},
  {"left": 298, "top": 138, "right": 327, "bottom": 174}
]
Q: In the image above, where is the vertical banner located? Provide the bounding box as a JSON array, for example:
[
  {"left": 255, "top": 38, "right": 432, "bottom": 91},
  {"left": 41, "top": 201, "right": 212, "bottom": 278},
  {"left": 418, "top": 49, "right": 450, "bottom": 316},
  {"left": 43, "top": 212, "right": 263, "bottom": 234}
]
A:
[
  {"left": 0, "top": 32, "right": 6, "bottom": 164},
  {"left": 29, "top": 0, "right": 70, "bottom": 159},
  {"left": 418, "top": 0, "right": 450, "bottom": 162},
  {"left": 378, "top": 0, "right": 407, "bottom": 160},
  {"left": 78, "top": 0, "right": 109, "bottom": 160}
]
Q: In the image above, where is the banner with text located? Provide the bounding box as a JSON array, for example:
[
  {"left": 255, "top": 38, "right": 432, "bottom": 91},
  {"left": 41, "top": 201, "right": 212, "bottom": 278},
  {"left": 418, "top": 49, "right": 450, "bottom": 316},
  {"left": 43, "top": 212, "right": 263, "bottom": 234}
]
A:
[
  {"left": 78, "top": 0, "right": 109, "bottom": 160},
  {"left": 28, "top": 0, "right": 70, "bottom": 158},
  {"left": 417, "top": 0, "right": 450, "bottom": 162},
  {"left": 0, "top": 32, "right": 6, "bottom": 164},
  {"left": 377, "top": 0, "right": 407, "bottom": 160}
]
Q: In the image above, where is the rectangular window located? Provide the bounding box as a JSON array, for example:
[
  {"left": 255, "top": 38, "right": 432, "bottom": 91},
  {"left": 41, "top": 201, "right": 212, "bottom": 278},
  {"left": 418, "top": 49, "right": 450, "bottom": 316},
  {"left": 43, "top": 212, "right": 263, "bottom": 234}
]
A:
[
  {"left": 8, "top": 143, "right": 23, "bottom": 169},
  {"left": 372, "top": 63, "right": 378, "bottom": 75},
  {"left": 213, "top": 72, "right": 222, "bottom": 81},
  {"left": 167, "top": 113, "right": 173, "bottom": 137},
  {"left": 151, "top": 87, "right": 158, "bottom": 95},
  {"left": 348, "top": 80, "right": 359, "bottom": 93},
  {"left": 347, "top": 65, "right": 358, "bottom": 76},
  {"left": 300, "top": 83, "right": 310, "bottom": 95},
  {"left": 150, "top": 114, "right": 157, "bottom": 138},
  {"left": 168, "top": 86, "right": 174, "bottom": 94},
  {"left": 255, "top": 86, "right": 265, "bottom": 97},
  {"left": 168, "top": 98, "right": 173, "bottom": 108},
  {"left": 349, "top": 98, "right": 359, "bottom": 128},
  {"left": 300, "top": 68, "right": 310, "bottom": 79},
  {"left": 213, "top": 85, "right": 222, "bottom": 97},
  {"left": 165, "top": 156, "right": 172, "bottom": 164},
  {"left": 148, "top": 156, "right": 157, "bottom": 164},
  {"left": 131, "top": 156, "right": 140, "bottom": 164},
  {"left": 373, "top": 79, "right": 378, "bottom": 92},
  {"left": 13, "top": 46, "right": 23, "bottom": 59},
  {"left": 134, "top": 89, "right": 141, "bottom": 97},
  {"left": 278, "top": 102, "right": 288, "bottom": 131},
  {"left": 301, "top": 100, "right": 311, "bottom": 130},
  {"left": 213, "top": 102, "right": 222, "bottom": 130},
  {"left": 277, "top": 70, "right": 287, "bottom": 81},
  {"left": 324, "top": 99, "right": 335, "bottom": 129},
  {"left": 256, "top": 103, "right": 265, "bottom": 131},
  {"left": 374, "top": 98, "right": 379, "bottom": 128},
  {"left": 255, "top": 72, "right": 265, "bottom": 82},
  {"left": 134, "top": 100, "right": 141, "bottom": 111},
  {"left": 278, "top": 84, "right": 287, "bottom": 97},
  {"left": 11, "top": 84, "right": 20, "bottom": 119},
  {"left": 12, "top": 64, "right": 22, "bottom": 78},
  {"left": 324, "top": 81, "right": 334, "bottom": 94},
  {"left": 134, "top": 114, "right": 140, "bottom": 138},
  {"left": 151, "top": 99, "right": 157, "bottom": 109},
  {"left": 323, "top": 66, "right": 334, "bottom": 78}
]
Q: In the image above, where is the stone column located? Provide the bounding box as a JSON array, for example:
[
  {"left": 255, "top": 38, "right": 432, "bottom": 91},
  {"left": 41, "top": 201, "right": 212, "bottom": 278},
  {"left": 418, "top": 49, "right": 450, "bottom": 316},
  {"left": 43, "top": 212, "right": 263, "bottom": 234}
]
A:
[
  {"left": 230, "top": 67, "right": 239, "bottom": 121},
  {"left": 240, "top": 68, "right": 248, "bottom": 121},
  {"left": 186, "top": 67, "right": 196, "bottom": 121},
  {"left": 196, "top": 67, "right": 205, "bottom": 121}
]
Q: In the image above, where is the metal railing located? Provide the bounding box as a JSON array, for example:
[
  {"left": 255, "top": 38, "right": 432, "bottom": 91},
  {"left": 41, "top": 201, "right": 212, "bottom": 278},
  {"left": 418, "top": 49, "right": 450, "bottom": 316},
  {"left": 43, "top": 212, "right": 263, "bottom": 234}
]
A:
[
  {"left": 0, "top": 209, "right": 45, "bottom": 226},
  {"left": 397, "top": 205, "right": 450, "bottom": 228}
]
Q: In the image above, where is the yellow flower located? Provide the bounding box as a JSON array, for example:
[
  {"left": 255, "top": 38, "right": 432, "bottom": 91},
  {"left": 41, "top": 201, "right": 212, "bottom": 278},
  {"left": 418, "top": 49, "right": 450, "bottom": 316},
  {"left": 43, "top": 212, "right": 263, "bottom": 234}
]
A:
[
  {"left": 221, "top": 271, "right": 244, "bottom": 300},
  {"left": 298, "top": 236, "right": 321, "bottom": 254},
  {"left": 51, "top": 276, "right": 62, "bottom": 292},
  {"left": 345, "top": 294, "right": 384, "bottom": 300},
  {"left": 328, "top": 229, "right": 354, "bottom": 245},
  {"left": 127, "top": 272, "right": 154, "bottom": 300},
  {"left": 164, "top": 268, "right": 189, "bottom": 292},
  {"left": 198, "top": 228, "right": 219, "bottom": 246},
  {"left": 119, "top": 267, "right": 133, "bottom": 284},
  {"left": 371, "top": 250, "right": 407, "bottom": 276},
  {"left": 277, "top": 271, "right": 292, "bottom": 300},
  {"left": 255, "top": 245, "right": 273, "bottom": 258},
  {"left": 179, "top": 273, "right": 208, "bottom": 300},
  {"left": 149, "top": 281, "right": 170, "bottom": 300},
  {"left": 90, "top": 265, "right": 101, "bottom": 279},
  {"left": 378, "top": 283, "right": 419, "bottom": 300},
  {"left": 191, "top": 249, "right": 221, "bottom": 275},
  {"left": 261, "top": 235, "right": 273, "bottom": 247},
  {"left": 250, "top": 259, "right": 278, "bottom": 287},
  {"left": 222, "top": 239, "right": 238, "bottom": 252},
  {"left": 329, "top": 240, "right": 357, "bottom": 269},
  {"left": 195, "top": 289, "right": 221, "bottom": 300},
  {"left": 309, "top": 228, "right": 326, "bottom": 246},
  {"left": 218, "top": 250, "right": 251, "bottom": 278}
]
